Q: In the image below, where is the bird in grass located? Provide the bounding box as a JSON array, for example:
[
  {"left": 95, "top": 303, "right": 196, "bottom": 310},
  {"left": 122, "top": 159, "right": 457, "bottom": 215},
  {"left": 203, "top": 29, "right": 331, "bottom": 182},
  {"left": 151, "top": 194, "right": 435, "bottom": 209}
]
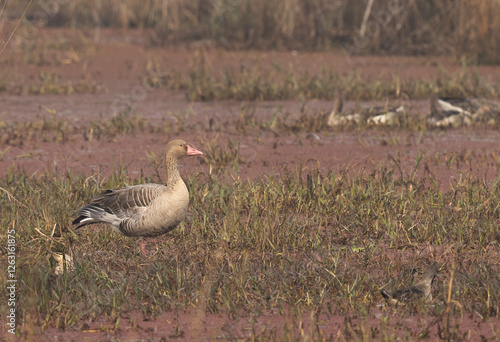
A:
[
  {"left": 427, "top": 95, "right": 500, "bottom": 127},
  {"left": 380, "top": 262, "right": 441, "bottom": 305},
  {"left": 73, "top": 139, "right": 203, "bottom": 255},
  {"left": 327, "top": 88, "right": 403, "bottom": 127},
  {"left": 427, "top": 95, "right": 474, "bottom": 127}
]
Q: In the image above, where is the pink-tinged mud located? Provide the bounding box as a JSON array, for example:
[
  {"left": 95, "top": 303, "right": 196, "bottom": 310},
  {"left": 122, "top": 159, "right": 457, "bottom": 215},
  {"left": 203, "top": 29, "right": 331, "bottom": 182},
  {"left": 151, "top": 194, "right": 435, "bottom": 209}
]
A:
[{"left": 36, "top": 309, "right": 499, "bottom": 341}]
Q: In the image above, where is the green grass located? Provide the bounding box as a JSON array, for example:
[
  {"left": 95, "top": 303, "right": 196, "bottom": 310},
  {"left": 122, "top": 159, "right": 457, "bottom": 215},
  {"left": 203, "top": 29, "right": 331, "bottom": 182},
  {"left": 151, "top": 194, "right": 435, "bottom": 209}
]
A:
[
  {"left": 25, "top": 72, "right": 99, "bottom": 95},
  {"left": 1, "top": 155, "right": 500, "bottom": 337},
  {"left": 144, "top": 56, "right": 500, "bottom": 102},
  {"left": 0, "top": 71, "right": 100, "bottom": 96},
  {"left": 0, "top": 112, "right": 78, "bottom": 146},
  {"left": 0, "top": 107, "right": 149, "bottom": 147}
]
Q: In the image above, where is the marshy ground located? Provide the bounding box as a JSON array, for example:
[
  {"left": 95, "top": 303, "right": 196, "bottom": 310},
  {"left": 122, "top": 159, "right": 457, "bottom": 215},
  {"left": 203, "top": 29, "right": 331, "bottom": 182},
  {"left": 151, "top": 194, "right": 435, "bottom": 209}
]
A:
[{"left": 1, "top": 27, "right": 500, "bottom": 340}]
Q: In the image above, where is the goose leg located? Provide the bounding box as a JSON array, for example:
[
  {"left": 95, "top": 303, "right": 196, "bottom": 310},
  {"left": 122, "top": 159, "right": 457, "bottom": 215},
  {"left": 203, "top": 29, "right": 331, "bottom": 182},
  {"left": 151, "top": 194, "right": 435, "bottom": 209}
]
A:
[
  {"left": 138, "top": 238, "right": 158, "bottom": 256},
  {"left": 139, "top": 239, "right": 148, "bottom": 255}
]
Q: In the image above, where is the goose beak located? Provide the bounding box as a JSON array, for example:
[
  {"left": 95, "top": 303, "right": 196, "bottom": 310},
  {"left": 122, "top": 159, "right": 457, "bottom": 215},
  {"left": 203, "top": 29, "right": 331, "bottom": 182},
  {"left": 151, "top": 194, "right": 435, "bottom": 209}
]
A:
[{"left": 186, "top": 145, "right": 203, "bottom": 156}]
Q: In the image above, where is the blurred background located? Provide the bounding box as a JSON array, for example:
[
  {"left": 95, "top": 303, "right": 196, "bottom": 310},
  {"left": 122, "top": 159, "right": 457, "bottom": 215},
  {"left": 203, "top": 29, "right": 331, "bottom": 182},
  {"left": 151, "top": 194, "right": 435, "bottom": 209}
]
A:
[{"left": 4, "top": 0, "right": 500, "bottom": 63}]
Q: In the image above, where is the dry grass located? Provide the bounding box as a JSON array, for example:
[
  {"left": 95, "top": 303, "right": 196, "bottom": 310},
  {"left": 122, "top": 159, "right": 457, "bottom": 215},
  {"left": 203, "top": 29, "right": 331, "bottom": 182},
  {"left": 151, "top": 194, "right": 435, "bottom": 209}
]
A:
[
  {"left": 4, "top": 0, "right": 500, "bottom": 62},
  {"left": 458, "top": 0, "right": 500, "bottom": 64}
]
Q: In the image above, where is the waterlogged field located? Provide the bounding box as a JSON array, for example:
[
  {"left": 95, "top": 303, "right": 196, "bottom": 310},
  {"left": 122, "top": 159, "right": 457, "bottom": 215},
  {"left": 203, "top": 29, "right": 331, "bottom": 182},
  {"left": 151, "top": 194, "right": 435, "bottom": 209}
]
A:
[{"left": 1, "top": 29, "right": 500, "bottom": 340}]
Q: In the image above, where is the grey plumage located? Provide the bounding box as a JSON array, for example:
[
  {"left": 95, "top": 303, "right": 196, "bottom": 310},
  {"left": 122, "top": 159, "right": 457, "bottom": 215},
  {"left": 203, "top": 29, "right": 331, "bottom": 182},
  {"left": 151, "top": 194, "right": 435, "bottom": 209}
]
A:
[
  {"left": 428, "top": 95, "right": 500, "bottom": 127},
  {"left": 427, "top": 95, "right": 473, "bottom": 127},
  {"left": 380, "top": 262, "right": 441, "bottom": 305},
  {"left": 73, "top": 139, "right": 203, "bottom": 239}
]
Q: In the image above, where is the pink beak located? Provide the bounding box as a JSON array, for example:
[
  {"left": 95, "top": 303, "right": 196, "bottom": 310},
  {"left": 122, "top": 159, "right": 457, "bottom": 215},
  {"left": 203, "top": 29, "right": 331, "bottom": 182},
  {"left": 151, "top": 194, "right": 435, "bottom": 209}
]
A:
[{"left": 187, "top": 145, "right": 203, "bottom": 156}]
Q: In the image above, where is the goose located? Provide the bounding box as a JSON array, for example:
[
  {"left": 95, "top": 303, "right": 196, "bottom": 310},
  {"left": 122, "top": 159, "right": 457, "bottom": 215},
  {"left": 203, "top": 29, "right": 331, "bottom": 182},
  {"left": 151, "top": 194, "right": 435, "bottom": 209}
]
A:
[
  {"left": 427, "top": 96, "right": 500, "bottom": 127},
  {"left": 327, "top": 89, "right": 403, "bottom": 127},
  {"left": 427, "top": 95, "right": 474, "bottom": 127},
  {"left": 73, "top": 139, "right": 203, "bottom": 254},
  {"left": 380, "top": 262, "right": 441, "bottom": 306}
]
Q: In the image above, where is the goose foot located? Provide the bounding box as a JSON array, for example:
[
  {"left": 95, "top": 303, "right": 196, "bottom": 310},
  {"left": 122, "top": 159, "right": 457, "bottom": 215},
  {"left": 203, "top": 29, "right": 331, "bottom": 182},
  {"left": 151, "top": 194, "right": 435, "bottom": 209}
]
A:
[{"left": 138, "top": 239, "right": 158, "bottom": 257}]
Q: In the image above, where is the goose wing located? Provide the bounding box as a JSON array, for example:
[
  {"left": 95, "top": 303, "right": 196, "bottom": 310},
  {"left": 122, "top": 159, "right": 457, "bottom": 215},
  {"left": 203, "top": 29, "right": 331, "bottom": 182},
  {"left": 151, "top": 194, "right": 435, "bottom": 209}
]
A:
[
  {"left": 93, "top": 184, "right": 167, "bottom": 219},
  {"left": 73, "top": 184, "right": 167, "bottom": 229}
]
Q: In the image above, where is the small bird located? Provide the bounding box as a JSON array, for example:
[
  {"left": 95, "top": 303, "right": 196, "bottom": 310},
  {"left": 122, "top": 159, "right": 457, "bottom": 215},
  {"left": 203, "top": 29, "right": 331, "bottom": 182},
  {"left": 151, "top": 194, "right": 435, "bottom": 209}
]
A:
[
  {"left": 73, "top": 139, "right": 203, "bottom": 254},
  {"left": 380, "top": 262, "right": 441, "bottom": 305}
]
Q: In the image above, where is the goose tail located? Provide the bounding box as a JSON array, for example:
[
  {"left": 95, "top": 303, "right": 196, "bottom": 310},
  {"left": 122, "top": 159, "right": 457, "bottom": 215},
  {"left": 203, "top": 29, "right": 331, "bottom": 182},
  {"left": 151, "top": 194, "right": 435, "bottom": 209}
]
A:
[
  {"left": 72, "top": 205, "right": 106, "bottom": 229},
  {"left": 380, "top": 289, "right": 392, "bottom": 300}
]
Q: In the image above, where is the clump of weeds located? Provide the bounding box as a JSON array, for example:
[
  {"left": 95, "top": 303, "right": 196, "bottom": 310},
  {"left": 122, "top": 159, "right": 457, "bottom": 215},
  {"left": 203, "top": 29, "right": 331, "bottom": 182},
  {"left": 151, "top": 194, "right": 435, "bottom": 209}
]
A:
[
  {"left": 143, "top": 52, "right": 500, "bottom": 102},
  {"left": 0, "top": 110, "right": 78, "bottom": 147},
  {"left": 86, "top": 106, "right": 147, "bottom": 142},
  {"left": 0, "top": 107, "right": 153, "bottom": 147},
  {"left": 25, "top": 72, "right": 99, "bottom": 95}
]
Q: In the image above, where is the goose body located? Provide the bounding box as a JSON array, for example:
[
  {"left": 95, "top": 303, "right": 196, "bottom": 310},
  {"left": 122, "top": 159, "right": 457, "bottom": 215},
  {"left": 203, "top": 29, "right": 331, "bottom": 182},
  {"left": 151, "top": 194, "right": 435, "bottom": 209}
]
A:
[
  {"left": 427, "top": 96, "right": 474, "bottom": 127},
  {"left": 428, "top": 96, "right": 500, "bottom": 127},
  {"left": 380, "top": 262, "right": 441, "bottom": 306},
  {"left": 73, "top": 140, "right": 202, "bottom": 239},
  {"left": 328, "top": 105, "right": 403, "bottom": 127},
  {"left": 327, "top": 89, "right": 403, "bottom": 127}
]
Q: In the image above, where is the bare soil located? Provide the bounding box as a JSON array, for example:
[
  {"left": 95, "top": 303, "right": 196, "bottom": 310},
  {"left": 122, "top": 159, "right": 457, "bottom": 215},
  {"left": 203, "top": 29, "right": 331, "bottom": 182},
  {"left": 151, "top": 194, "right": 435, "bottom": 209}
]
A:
[{"left": 2, "top": 28, "right": 500, "bottom": 340}]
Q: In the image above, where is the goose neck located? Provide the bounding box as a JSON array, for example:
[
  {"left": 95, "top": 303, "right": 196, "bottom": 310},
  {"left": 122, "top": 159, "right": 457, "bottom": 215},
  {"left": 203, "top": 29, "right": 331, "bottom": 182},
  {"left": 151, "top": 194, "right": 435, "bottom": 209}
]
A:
[{"left": 165, "top": 156, "right": 181, "bottom": 187}]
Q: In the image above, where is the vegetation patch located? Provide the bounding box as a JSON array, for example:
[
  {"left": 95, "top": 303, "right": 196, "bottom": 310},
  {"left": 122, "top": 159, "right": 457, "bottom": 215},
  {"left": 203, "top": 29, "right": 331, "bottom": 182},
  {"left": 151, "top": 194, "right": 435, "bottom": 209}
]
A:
[
  {"left": 144, "top": 55, "right": 500, "bottom": 102},
  {"left": 1, "top": 155, "right": 499, "bottom": 336}
]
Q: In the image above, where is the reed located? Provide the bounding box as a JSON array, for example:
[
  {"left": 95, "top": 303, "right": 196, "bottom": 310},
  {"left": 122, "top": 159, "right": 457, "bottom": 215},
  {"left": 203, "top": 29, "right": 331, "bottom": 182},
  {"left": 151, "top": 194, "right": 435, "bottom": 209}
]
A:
[{"left": 4, "top": 0, "right": 500, "bottom": 63}]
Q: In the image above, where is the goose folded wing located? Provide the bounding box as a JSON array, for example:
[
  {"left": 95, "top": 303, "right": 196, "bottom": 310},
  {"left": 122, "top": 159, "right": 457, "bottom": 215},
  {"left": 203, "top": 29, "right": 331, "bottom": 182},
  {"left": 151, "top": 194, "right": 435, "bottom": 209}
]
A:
[{"left": 92, "top": 183, "right": 168, "bottom": 219}]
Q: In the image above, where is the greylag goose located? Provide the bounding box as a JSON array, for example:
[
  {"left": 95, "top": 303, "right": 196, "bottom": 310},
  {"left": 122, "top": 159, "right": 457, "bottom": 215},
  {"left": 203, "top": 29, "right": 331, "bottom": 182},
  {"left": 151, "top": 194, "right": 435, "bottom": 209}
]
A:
[
  {"left": 427, "top": 96, "right": 500, "bottom": 127},
  {"left": 73, "top": 139, "right": 202, "bottom": 253},
  {"left": 327, "top": 89, "right": 403, "bottom": 127},
  {"left": 380, "top": 262, "right": 441, "bottom": 306},
  {"left": 427, "top": 95, "right": 474, "bottom": 127}
]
